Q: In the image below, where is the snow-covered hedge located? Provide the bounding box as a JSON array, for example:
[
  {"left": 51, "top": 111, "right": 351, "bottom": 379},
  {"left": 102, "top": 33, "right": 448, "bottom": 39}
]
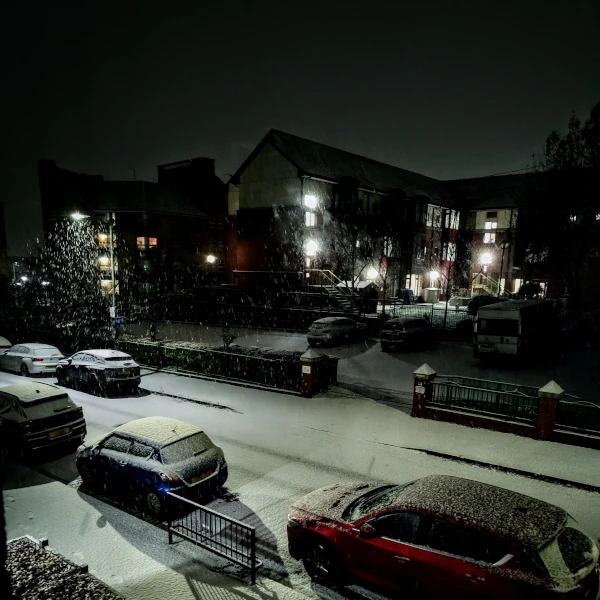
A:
[{"left": 116, "top": 339, "right": 338, "bottom": 392}]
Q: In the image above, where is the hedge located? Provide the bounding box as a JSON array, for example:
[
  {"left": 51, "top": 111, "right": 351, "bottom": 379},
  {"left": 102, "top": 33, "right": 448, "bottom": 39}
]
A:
[{"left": 116, "top": 339, "right": 338, "bottom": 393}]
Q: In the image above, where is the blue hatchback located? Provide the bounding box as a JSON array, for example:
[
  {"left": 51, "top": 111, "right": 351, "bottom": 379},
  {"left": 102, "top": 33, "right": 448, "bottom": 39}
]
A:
[{"left": 76, "top": 416, "right": 227, "bottom": 516}]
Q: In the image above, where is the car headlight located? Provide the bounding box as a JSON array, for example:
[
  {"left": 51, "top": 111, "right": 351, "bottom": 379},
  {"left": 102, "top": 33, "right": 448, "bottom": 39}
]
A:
[{"left": 77, "top": 444, "right": 86, "bottom": 453}]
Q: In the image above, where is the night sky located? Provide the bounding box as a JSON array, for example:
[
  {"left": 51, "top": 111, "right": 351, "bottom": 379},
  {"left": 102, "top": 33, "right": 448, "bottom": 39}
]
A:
[{"left": 3, "top": 0, "right": 599, "bottom": 255}]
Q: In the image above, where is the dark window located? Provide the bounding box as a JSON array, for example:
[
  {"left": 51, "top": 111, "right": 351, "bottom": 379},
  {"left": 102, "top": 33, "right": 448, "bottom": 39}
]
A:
[
  {"left": 0, "top": 395, "right": 13, "bottom": 412},
  {"left": 102, "top": 435, "right": 132, "bottom": 453},
  {"left": 487, "top": 211, "right": 498, "bottom": 218},
  {"left": 369, "top": 512, "right": 421, "bottom": 544},
  {"left": 344, "top": 484, "right": 413, "bottom": 522},
  {"left": 129, "top": 441, "right": 154, "bottom": 459},
  {"left": 424, "top": 518, "right": 507, "bottom": 563}
]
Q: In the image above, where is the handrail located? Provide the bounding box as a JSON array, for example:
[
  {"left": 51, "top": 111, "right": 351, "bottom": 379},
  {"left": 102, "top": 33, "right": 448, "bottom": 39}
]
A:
[{"left": 306, "top": 269, "right": 360, "bottom": 299}]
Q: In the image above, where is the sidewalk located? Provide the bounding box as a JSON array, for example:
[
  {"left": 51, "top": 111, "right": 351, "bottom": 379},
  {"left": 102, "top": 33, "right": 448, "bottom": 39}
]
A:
[
  {"left": 140, "top": 371, "right": 600, "bottom": 490},
  {"left": 2, "top": 463, "right": 312, "bottom": 600}
]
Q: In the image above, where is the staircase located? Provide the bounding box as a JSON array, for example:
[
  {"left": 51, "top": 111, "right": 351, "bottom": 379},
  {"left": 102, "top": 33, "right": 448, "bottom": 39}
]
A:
[
  {"left": 472, "top": 274, "right": 511, "bottom": 298},
  {"left": 306, "top": 269, "right": 360, "bottom": 312}
]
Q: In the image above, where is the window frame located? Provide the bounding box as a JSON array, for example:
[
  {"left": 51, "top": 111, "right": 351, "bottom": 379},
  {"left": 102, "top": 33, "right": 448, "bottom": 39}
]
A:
[
  {"left": 483, "top": 232, "right": 496, "bottom": 244},
  {"left": 366, "top": 510, "right": 423, "bottom": 545}
]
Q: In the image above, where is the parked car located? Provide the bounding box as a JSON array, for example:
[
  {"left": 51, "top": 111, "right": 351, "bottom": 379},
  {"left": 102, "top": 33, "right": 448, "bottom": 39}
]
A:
[
  {"left": 56, "top": 349, "right": 141, "bottom": 395},
  {"left": 467, "top": 294, "right": 507, "bottom": 316},
  {"left": 287, "top": 475, "right": 600, "bottom": 599},
  {"left": 0, "top": 343, "right": 64, "bottom": 376},
  {"left": 0, "top": 336, "right": 11, "bottom": 353},
  {"left": 0, "top": 382, "right": 86, "bottom": 454},
  {"left": 380, "top": 317, "right": 435, "bottom": 352},
  {"left": 307, "top": 317, "right": 367, "bottom": 346},
  {"left": 76, "top": 416, "right": 228, "bottom": 516}
]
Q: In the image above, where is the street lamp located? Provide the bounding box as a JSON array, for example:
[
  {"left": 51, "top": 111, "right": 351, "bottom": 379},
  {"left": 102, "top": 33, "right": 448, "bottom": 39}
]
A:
[
  {"left": 497, "top": 240, "right": 511, "bottom": 299},
  {"left": 71, "top": 212, "right": 88, "bottom": 221},
  {"left": 367, "top": 267, "right": 378, "bottom": 280},
  {"left": 305, "top": 239, "right": 318, "bottom": 257},
  {"left": 429, "top": 270, "right": 440, "bottom": 287},
  {"left": 206, "top": 254, "right": 216, "bottom": 264},
  {"left": 480, "top": 252, "right": 492, "bottom": 273}
]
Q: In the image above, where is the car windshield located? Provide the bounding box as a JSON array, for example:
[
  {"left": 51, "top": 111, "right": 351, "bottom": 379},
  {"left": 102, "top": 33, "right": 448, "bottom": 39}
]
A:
[
  {"left": 20, "top": 395, "right": 76, "bottom": 419},
  {"left": 160, "top": 432, "right": 214, "bottom": 464},
  {"left": 343, "top": 483, "right": 412, "bottom": 522}
]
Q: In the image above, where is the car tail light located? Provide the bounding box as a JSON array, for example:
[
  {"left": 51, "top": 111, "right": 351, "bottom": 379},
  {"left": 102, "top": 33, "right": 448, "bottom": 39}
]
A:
[
  {"left": 159, "top": 472, "right": 181, "bottom": 484},
  {"left": 19, "top": 420, "right": 32, "bottom": 428},
  {"left": 32, "top": 358, "right": 44, "bottom": 362}
]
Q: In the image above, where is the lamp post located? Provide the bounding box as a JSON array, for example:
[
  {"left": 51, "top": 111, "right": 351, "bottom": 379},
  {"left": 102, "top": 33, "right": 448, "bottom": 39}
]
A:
[{"left": 497, "top": 240, "right": 511, "bottom": 299}]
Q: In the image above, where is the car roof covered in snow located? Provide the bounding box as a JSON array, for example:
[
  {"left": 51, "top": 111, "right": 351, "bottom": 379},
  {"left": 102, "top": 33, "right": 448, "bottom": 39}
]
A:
[
  {"left": 0, "top": 382, "right": 67, "bottom": 403},
  {"left": 312, "top": 317, "right": 350, "bottom": 324},
  {"left": 397, "top": 475, "right": 567, "bottom": 549},
  {"left": 80, "top": 349, "right": 131, "bottom": 359},
  {"left": 115, "top": 417, "right": 202, "bottom": 446},
  {"left": 384, "top": 317, "right": 428, "bottom": 326},
  {"left": 16, "top": 343, "right": 60, "bottom": 350}
]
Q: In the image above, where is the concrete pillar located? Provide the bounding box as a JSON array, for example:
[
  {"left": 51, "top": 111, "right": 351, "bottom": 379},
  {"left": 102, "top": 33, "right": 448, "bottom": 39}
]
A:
[
  {"left": 412, "top": 363, "right": 436, "bottom": 418},
  {"left": 300, "top": 348, "right": 323, "bottom": 397},
  {"left": 536, "top": 380, "right": 564, "bottom": 440}
]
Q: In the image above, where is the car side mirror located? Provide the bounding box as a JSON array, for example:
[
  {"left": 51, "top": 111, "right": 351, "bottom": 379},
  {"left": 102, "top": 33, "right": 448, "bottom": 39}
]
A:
[{"left": 358, "top": 523, "right": 378, "bottom": 538}]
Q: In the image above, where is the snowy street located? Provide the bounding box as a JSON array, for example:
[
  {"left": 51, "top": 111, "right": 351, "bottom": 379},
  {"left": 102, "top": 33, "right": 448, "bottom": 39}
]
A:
[
  {"left": 2, "top": 368, "right": 600, "bottom": 599},
  {"left": 125, "top": 322, "right": 600, "bottom": 400}
]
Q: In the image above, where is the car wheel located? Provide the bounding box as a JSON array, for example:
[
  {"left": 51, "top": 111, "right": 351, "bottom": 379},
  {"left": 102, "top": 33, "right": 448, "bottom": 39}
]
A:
[
  {"left": 89, "top": 378, "right": 104, "bottom": 397},
  {"left": 20, "top": 364, "right": 29, "bottom": 377},
  {"left": 144, "top": 489, "right": 165, "bottom": 517},
  {"left": 302, "top": 539, "right": 345, "bottom": 585},
  {"left": 56, "top": 369, "right": 67, "bottom": 386}
]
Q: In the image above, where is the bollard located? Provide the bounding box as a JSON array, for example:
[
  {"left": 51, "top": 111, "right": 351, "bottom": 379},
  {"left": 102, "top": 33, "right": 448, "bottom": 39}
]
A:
[{"left": 412, "top": 363, "right": 436, "bottom": 418}]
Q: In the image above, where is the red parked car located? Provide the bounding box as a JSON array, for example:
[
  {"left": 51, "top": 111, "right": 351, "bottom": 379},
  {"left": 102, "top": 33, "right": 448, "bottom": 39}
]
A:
[{"left": 287, "top": 475, "right": 600, "bottom": 599}]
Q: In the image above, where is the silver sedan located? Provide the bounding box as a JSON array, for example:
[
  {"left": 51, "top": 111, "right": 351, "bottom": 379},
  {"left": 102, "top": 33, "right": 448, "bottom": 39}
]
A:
[{"left": 0, "top": 343, "right": 65, "bottom": 376}]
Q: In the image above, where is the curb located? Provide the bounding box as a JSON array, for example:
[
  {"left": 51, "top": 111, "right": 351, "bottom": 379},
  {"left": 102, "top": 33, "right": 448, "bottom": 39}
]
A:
[{"left": 405, "top": 448, "right": 600, "bottom": 494}]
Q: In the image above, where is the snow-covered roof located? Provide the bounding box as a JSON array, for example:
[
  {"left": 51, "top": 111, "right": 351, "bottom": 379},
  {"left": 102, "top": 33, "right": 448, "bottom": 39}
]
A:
[
  {"left": 398, "top": 475, "right": 566, "bottom": 549},
  {"left": 84, "top": 349, "right": 131, "bottom": 359},
  {"left": 17, "top": 343, "right": 59, "bottom": 350},
  {"left": 115, "top": 417, "right": 201, "bottom": 446},
  {"left": 0, "top": 382, "right": 66, "bottom": 403},
  {"left": 312, "top": 317, "right": 345, "bottom": 324}
]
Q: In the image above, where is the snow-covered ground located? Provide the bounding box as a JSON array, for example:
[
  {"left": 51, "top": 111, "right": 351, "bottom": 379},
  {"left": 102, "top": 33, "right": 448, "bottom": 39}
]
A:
[{"left": 3, "top": 368, "right": 600, "bottom": 600}]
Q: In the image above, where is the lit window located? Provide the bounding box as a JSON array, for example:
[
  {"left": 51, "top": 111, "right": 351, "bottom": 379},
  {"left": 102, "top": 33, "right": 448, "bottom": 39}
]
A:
[
  {"left": 305, "top": 212, "right": 317, "bottom": 227},
  {"left": 484, "top": 232, "right": 496, "bottom": 244},
  {"left": 136, "top": 237, "right": 146, "bottom": 250},
  {"left": 149, "top": 237, "right": 158, "bottom": 248},
  {"left": 305, "top": 257, "right": 311, "bottom": 267},
  {"left": 484, "top": 221, "right": 497, "bottom": 230},
  {"left": 596, "top": 214, "right": 600, "bottom": 221},
  {"left": 570, "top": 214, "right": 577, "bottom": 223},
  {"left": 447, "top": 242, "right": 456, "bottom": 261},
  {"left": 98, "top": 233, "right": 109, "bottom": 247}
]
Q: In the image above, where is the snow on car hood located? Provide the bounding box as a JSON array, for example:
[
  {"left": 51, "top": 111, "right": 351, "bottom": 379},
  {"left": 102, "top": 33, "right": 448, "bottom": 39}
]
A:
[{"left": 292, "top": 482, "right": 384, "bottom": 522}]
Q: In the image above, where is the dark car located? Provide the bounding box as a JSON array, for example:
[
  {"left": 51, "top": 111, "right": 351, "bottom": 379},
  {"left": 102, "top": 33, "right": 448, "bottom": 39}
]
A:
[
  {"left": 0, "top": 382, "right": 86, "bottom": 454},
  {"left": 76, "top": 416, "right": 228, "bottom": 517},
  {"left": 380, "top": 317, "right": 435, "bottom": 352},
  {"left": 467, "top": 295, "right": 507, "bottom": 316},
  {"left": 307, "top": 317, "right": 367, "bottom": 347},
  {"left": 56, "top": 349, "right": 141, "bottom": 395},
  {"left": 287, "top": 475, "right": 600, "bottom": 599}
]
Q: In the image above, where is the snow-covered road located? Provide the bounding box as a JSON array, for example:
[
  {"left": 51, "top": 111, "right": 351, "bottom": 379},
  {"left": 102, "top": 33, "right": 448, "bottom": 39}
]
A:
[{"left": 3, "top": 369, "right": 600, "bottom": 600}]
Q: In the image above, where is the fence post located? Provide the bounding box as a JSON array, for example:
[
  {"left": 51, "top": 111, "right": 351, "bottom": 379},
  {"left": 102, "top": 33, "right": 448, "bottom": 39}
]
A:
[
  {"left": 300, "top": 348, "right": 323, "bottom": 397},
  {"left": 536, "top": 380, "right": 564, "bottom": 440},
  {"left": 412, "top": 363, "right": 436, "bottom": 418},
  {"left": 250, "top": 527, "right": 257, "bottom": 584}
]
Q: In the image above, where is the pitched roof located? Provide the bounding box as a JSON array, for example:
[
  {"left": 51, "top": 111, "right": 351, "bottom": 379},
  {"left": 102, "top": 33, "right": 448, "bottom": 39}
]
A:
[
  {"left": 443, "top": 173, "right": 530, "bottom": 210},
  {"left": 230, "top": 129, "right": 454, "bottom": 205}
]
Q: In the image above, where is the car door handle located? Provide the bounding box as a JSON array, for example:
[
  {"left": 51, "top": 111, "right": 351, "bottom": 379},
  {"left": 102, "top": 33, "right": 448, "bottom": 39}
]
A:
[
  {"left": 465, "top": 574, "right": 485, "bottom": 582},
  {"left": 394, "top": 555, "right": 411, "bottom": 563}
]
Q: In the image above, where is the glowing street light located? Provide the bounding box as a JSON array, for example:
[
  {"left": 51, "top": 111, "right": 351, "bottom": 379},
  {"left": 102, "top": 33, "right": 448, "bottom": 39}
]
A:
[
  {"left": 71, "top": 212, "right": 88, "bottom": 221},
  {"left": 206, "top": 254, "right": 216, "bottom": 264},
  {"left": 367, "top": 267, "right": 378, "bottom": 280},
  {"left": 20, "top": 276, "right": 28, "bottom": 282},
  {"left": 41, "top": 281, "right": 50, "bottom": 286},
  {"left": 304, "top": 195, "right": 318, "bottom": 209},
  {"left": 305, "top": 239, "right": 318, "bottom": 257},
  {"left": 429, "top": 270, "right": 440, "bottom": 287}
]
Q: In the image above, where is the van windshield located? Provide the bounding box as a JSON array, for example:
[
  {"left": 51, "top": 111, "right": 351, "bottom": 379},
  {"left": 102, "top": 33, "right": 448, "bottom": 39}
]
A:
[{"left": 478, "top": 319, "right": 519, "bottom": 336}]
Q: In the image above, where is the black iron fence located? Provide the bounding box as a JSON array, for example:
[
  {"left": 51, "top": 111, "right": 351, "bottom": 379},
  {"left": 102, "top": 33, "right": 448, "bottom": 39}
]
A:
[
  {"left": 167, "top": 492, "right": 261, "bottom": 584},
  {"left": 431, "top": 375, "right": 539, "bottom": 423},
  {"left": 556, "top": 395, "right": 600, "bottom": 436},
  {"left": 382, "top": 304, "right": 473, "bottom": 330}
]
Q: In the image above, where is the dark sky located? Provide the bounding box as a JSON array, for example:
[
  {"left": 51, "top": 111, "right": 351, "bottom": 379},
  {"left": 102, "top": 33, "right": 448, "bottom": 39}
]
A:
[{"left": 3, "top": 0, "right": 599, "bottom": 255}]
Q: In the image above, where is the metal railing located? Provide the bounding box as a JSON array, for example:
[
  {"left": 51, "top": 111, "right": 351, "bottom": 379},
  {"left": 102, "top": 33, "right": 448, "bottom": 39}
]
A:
[
  {"left": 431, "top": 376, "right": 539, "bottom": 423},
  {"left": 167, "top": 492, "right": 261, "bottom": 584},
  {"left": 556, "top": 395, "right": 600, "bottom": 436}
]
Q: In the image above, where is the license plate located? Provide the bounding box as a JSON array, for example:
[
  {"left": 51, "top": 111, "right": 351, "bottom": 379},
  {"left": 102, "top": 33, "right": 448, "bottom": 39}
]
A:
[
  {"left": 49, "top": 427, "right": 71, "bottom": 439},
  {"left": 191, "top": 469, "right": 213, "bottom": 483},
  {"left": 117, "top": 369, "right": 131, "bottom": 376}
]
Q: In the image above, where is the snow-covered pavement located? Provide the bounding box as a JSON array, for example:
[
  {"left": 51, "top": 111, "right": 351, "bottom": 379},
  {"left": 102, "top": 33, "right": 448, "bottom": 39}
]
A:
[{"left": 3, "top": 368, "right": 600, "bottom": 600}]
